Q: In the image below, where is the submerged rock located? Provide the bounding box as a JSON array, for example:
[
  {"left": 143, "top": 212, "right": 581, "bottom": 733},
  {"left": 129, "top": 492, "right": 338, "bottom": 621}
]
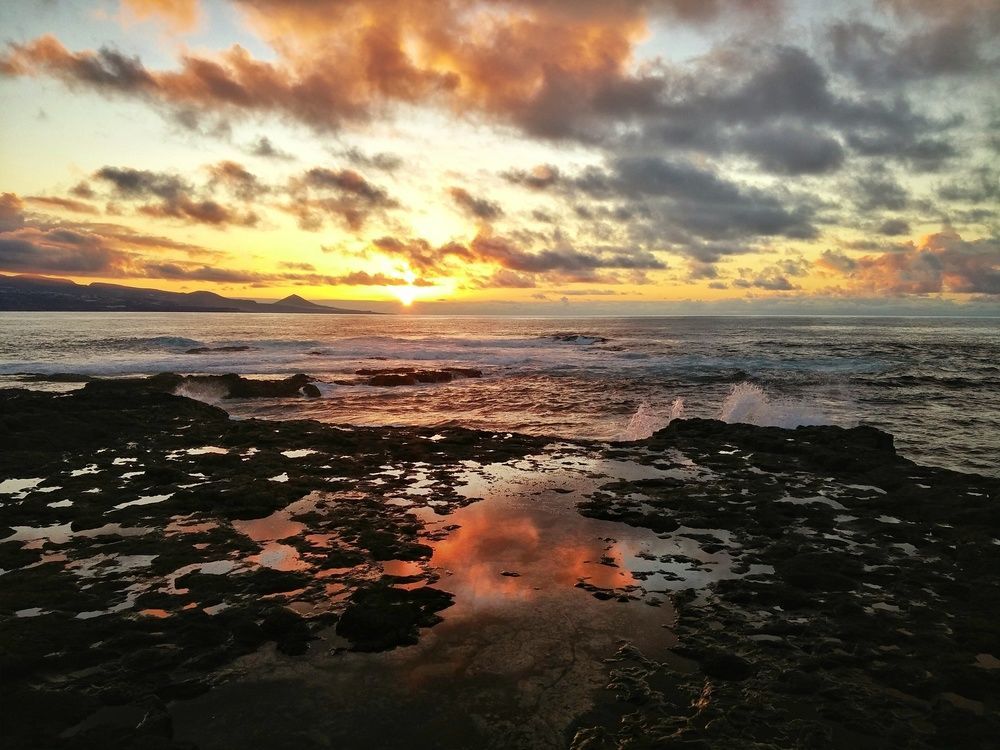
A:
[
  {"left": 356, "top": 367, "right": 483, "bottom": 387},
  {"left": 183, "top": 346, "right": 252, "bottom": 354}
]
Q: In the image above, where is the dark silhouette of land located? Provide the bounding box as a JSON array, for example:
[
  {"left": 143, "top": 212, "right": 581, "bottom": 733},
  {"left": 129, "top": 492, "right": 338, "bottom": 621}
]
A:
[{"left": 0, "top": 274, "right": 380, "bottom": 314}]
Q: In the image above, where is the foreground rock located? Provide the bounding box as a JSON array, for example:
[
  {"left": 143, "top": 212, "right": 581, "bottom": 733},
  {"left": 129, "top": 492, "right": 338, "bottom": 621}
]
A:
[
  {"left": 81, "top": 372, "right": 317, "bottom": 399},
  {"left": 1, "top": 382, "right": 997, "bottom": 749},
  {"left": 0, "top": 383, "right": 543, "bottom": 749},
  {"left": 570, "top": 418, "right": 1000, "bottom": 749}
]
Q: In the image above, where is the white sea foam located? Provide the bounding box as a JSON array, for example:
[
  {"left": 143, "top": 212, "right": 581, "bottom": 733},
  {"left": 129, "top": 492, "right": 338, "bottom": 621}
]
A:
[{"left": 718, "top": 382, "right": 830, "bottom": 428}]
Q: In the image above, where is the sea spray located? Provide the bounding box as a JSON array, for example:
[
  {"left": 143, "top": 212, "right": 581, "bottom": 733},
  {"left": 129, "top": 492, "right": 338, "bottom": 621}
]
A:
[
  {"left": 616, "top": 398, "right": 685, "bottom": 441},
  {"left": 719, "top": 382, "right": 830, "bottom": 428},
  {"left": 174, "top": 380, "right": 228, "bottom": 405}
]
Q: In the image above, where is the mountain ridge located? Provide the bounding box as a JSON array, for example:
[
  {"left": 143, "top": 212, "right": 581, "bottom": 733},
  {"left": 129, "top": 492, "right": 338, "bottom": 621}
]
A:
[{"left": 0, "top": 274, "right": 382, "bottom": 314}]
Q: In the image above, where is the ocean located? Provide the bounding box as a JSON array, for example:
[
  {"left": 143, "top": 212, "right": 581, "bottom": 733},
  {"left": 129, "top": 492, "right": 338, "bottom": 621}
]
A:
[{"left": 1, "top": 312, "right": 997, "bottom": 476}]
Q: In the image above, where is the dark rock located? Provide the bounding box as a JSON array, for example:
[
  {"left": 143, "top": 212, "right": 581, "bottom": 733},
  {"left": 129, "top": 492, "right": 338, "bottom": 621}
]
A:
[
  {"left": 698, "top": 650, "right": 756, "bottom": 681},
  {"left": 775, "top": 551, "right": 863, "bottom": 592},
  {"left": 358, "top": 366, "right": 482, "bottom": 386},
  {"left": 368, "top": 373, "right": 420, "bottom": 386},
  {"left": 184, "top": 346, "right": 252, "bottom": 354},
  {"left": 336, "top": 586, "right": 454, "bottom": 651},
  {"left": 301, "top": 383, "right": 322, "bottom": 398}
]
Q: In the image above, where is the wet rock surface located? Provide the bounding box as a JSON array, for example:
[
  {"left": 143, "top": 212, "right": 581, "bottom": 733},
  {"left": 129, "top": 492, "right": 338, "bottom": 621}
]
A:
[
  {"left": 1, "top": 383, "right": 997, "bottom": 749},
  {"left": 0, "top": 382, "right": 543, "bottom": 749},
  {"left": 570, "top": 419, "right": 1000, "bottom": 749}
]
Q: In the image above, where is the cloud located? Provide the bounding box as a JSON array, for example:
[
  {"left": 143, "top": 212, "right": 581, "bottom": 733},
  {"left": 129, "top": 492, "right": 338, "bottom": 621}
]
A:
[
  {"left": 371, "top": 231, "right": 666, "bottom": 283},
  {"left": 95, "top": 166, "right": 187, "bottom": 201},
  {"left": 339, "top": 147, "right": 402, "bottom": 172},
  {"left": 0, "top": 193, "right": 26, "bottom": 232},
  {"left": 119, "top": 0, "right": 201, "bottom": 32},
  {"left": 853, "top": 168, "right": 909, "bottom": 212},
  {"left": 0, "top": 192, "right": 229, "bottom": 279},
  {"left": 502, "top": 164, "right": 561, "bottom": 189},
  {"left": 818, "top": 230, "right": 1000, "bottom": 294},
  {"left": 287, "top": 167, "right": 397, "bottom": 231},
  {"left": 247, "top": 135, "right": 293, "bottom": 160},
  {"left": 0, "top": 2, "right": 780, "bottom": 141},
  {"left": 449, "top": 187, "right": 503, "bottom": 220},
  {"left": 576, "top": 156, "right": 818, "bottom": 242},
  {"left": 734, "top": 125, "right": 845, "bottom": 175},
  {"left": 827, "top": 19, "right": 996, "bottom": 89},
  {"left": 205, "top": 160, "right": 268, "bottom": 201},
  {"left": 25, "top": 196, "right": 99, "bottom": 214},
  {"left": 877, "top": 218, "right": 910, "bottom": 236},
  {"left": 87, "top": 164, "right": 260, "bottom": 227}
]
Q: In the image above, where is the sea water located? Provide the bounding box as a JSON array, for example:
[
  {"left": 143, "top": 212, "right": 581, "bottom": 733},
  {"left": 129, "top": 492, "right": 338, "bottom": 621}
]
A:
[{"left": 1, "top": 313, "right": 997, "bottom": 476}]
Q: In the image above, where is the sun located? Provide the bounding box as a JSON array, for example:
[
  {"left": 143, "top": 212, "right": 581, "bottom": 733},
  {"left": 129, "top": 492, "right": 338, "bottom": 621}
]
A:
[{"left": 393, "top": 284, "right": 418, "bottom": 306}]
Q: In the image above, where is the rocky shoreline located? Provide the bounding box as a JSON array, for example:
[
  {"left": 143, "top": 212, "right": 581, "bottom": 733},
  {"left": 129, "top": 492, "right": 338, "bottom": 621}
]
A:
[{"left": 1, "top": 377, "right": 997, "bottom": 749}]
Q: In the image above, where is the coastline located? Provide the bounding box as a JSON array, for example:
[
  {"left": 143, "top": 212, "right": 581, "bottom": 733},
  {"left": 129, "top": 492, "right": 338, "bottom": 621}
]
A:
[{"left": 1, "top": 377, "right": 997, "bottom": 748}]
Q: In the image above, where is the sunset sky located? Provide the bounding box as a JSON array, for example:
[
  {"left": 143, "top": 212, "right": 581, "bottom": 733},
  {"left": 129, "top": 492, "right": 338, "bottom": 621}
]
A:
[{"left": 0, "top": 0, "right": 997, "bottom": 312}]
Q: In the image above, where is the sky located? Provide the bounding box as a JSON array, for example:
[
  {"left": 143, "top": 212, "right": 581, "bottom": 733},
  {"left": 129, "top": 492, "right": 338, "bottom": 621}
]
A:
[{"left": 0, "top": 0, "right": 997, "bottom": 314}]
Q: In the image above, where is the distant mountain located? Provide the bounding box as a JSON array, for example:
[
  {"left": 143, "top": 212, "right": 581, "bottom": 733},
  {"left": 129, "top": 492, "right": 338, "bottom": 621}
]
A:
[{"left": 0, "top": 274, "right": 381, "bottom": 314}]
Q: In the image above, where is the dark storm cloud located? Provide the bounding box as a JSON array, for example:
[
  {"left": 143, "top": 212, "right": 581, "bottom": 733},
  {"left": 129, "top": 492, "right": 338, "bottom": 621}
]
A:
[
  {"left": 449, "top": 187, "right": 504, "bottom": 220},
  {"left": 630, "top": 44, "right": 965, "bottom": 175},
  {"left": 826, "top": 20, "right": 996, "bottom": 89},
  {"left": 938, "top": 167, "right": 999, "bottom": 203},
  {"left": 853, "top": 169, "right": 910, "bottom": 212},
  {"left": 877, "top": 218, "right": 911, "bottom": 236},
  {"left": 95, "top": 166, "right": 187, "bottom": 201},
  {"left": 288, "top": 168, "right": 398, "bottom": 231},
  {"left": 733, "top": 125, "right": 845, "bottom": 175},
  {"left": 575, "top": 156, "right": 818, "bottom": 242},
  {"left": 87, "top": 164, "right": 259, "bottom": 227}
]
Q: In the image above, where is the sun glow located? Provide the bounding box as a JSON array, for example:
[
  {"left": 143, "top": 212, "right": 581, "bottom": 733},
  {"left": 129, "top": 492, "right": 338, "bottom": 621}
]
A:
[{"left": 393, "top": 284, "right": 418, "bottom": 306}]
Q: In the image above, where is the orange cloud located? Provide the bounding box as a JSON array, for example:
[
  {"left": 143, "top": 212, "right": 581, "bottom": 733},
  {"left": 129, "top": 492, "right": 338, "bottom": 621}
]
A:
[
  {"left": 119, "top": 0, "right": 201, "bottom": 31},
  {"left": 818, "top": 231, "right": 1000, "bottom": 295},
  {"left": 1, "top": 1, "right": 781, "bottom": 138}
]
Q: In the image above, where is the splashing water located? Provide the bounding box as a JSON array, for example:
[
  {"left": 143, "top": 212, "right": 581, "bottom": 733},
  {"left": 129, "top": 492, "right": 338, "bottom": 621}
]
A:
[
  {"left": 174, "top": 381, "right": 228, "bottom": 405},
  {"left": 616, "top": 398, "right": 685, "bottom": 441},
  {"left": 719, "top": 382, "right": 830, "bottom": 428}
]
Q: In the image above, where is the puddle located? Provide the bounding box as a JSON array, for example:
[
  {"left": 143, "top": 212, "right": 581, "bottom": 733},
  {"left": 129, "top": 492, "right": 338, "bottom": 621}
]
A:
[
  {"left": 186, "top": 446, "right": 229, "bottom": 456},
  {"left": 112, "top": 493, "right": 173, "bottom": 511},
  {"left": 0, "top": 477, "right": 44, "bottom": 496},
  {"left": 282, "top": 449, "right": 318, "bottom": 459},
  {"left": 173, "top": 447, "right": 694, "bottom": 749}
]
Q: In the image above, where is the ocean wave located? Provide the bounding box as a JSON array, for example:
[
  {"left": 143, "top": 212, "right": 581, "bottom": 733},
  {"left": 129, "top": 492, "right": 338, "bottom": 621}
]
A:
[
  {"left": 82, "top": 336, "right": 205, "bottom": 350},
  {"left": 718, "top": 382, "right": 832, "bottom": 428},
  {"left": 614, "top": 382, "right": 833, "bottom": 441}
]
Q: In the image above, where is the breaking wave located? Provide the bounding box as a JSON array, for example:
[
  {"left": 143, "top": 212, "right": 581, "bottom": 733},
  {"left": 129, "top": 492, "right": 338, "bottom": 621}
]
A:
[
  {"left": 616, "top": 398, "right": 685, "bottom": 441},
  {"left": 173, "top": 380, "right": 228, "bottom": 405},
  {"left": 616, "top": 382, "right": 832, "bottom": 441},
  {"left": 719, "top": 382, "right": 831, "bottom": 428}
]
